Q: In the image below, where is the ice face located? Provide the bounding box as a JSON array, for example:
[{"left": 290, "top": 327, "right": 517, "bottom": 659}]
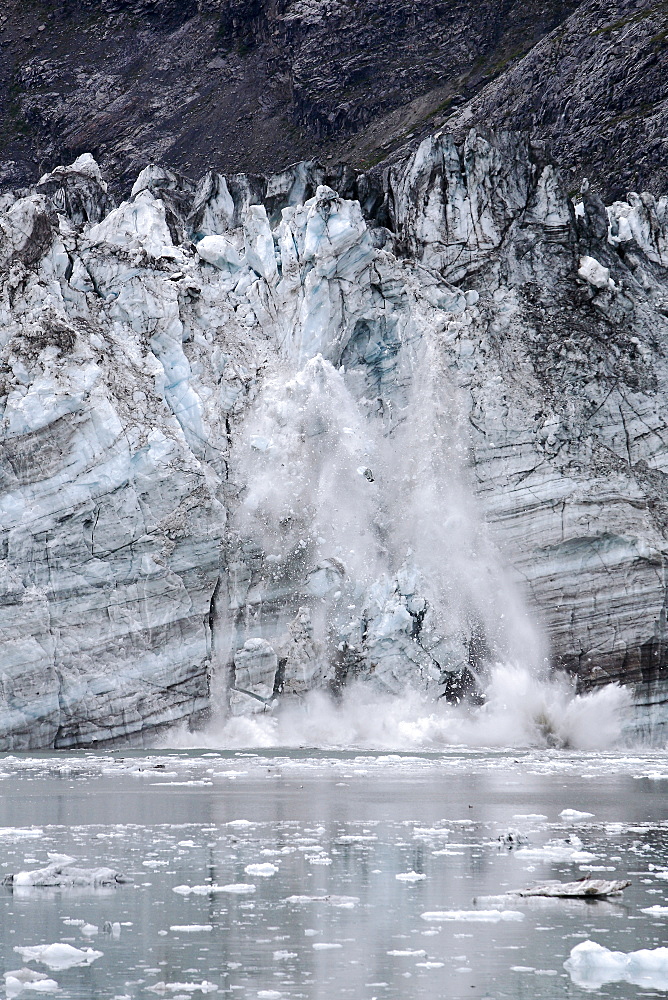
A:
[{"left": 2, "top": 128, "right": 668, "bottom": 748}]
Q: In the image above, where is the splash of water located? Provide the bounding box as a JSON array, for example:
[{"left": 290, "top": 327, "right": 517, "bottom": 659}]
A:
[
  {"left": 169, "top": 663, "right": 631, "bottom": 751},
  {"left": 203, "top": 191, "right": 628, "bottom": 748}
]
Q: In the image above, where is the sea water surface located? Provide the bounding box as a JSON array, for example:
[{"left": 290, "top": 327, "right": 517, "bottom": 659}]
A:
[{"left": 1, "top": 748, "right": 668, "bottom": 999}]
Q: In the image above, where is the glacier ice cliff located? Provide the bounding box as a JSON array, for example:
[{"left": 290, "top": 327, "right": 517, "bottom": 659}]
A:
[{"left": 2, "top": 132, "right": 668, "bottom": 747}]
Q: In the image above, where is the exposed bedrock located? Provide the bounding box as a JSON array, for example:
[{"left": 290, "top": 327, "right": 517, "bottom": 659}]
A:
[{"left": 1, "top": 131, "right": 668, "bottom": 746}]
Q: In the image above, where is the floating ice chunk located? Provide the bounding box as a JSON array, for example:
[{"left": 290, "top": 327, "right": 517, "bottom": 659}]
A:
[
  {"left": 272, "top": 951, "right": 297, "bottom": 961},
  {"left": 395, "top": 872, "right": 426, "bottom": 882},
  {"left": 147, "top": 982, "right": 218, "bottom": 994},
  {"left": 515, "top": 838, "right": 598, "bottom": 862},
  {"left": 416, "top": 961, "right": 444, "bottom": 969},
  {"left": 509, "top": 878, "right": 630, "bottom": 898},
  {"left": 169, "top": 925, "right": 213, "bottom": 933},
  {"left": 0, "top": 829, "right": 43, "bottom": 841},
  {"left": 641, "top": 905, "right": 668, "bottom": 916},
  {"left": 312, "top": 943, "right": 342, "bottom": 950},
  {"left": 172, "top": 882, "right": 255, "bottom": 895},
  {"left": 244, "top": 864, "right": 278, "bottom": 877},
  {"left": 285, "top": 895, "right": 358, "bottom": 908},
  {"left": 226, "top": 820, "right": 255, "bottom": 828},
  {"left": 578, "top": 255, "right": 615, "bottom": 291},
  {"left": 258, "top": 992, "right": 282, "bottom": 999},
  {"left": 335, "top": 835, "right": 377, "bottom": 844},
  {"left": 46, "top": 854, "right": 76, "bottom": 866},
  {"left": 4, "top": 968, "right": 59, "bottom": 997},
  {"left": 81, "top": 923, "right": 98, "bottom": 936},
  {"left": 387, "top": 950, "right": 427, "bottom": 957},
  {"left": 14, "top": 943, "right": 103, "bottom": 970},
  {"left": 559, "top": 809, "right": 594, "bottom": 821},
  {"left": 565, "top": 940, "right": 668, "bottom": 990},
  {"left": 5, "top": 863, "right": 129, "bottom": 888},
  {"left": 420, "top": 910, "right": 524, "bottom": 923}
]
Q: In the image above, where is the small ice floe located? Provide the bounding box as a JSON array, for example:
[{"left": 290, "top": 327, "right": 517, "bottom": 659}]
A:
[
  {"left": 312, "top": 943, "right": 342, "bottom": 950},
  {"left": 4, "top": 968, "right": 59, "bottom": 997},
  {"left": 3, "top": 862, "right": 130, "bottom": 888},
  {"left": 147, "top": 982, "right": 218, "bottom": 994},
  {"left": 169, "top": 925, "right": 213, "bottom": 933},
  {"left": 272, "top": 951, "right": 297, "bottom": 961},
  {"left": 80, "top": 923, "right": 98, "bottom": 936},
  {"left": 515, "top": 836, "right": 598, "bottom": 863},
  {"left": 258, "top": 991, "right": 282, "bottom": 998},
  {"left": 559, "top": 809, "right": 594, "bottom": 822},
  {"left": 335, "top": 835, "right": 377, "bottom": 844},
  {"left": 387, "top": 950, "right": 427, "bottom": 957},
  {"left": 395, "top": 872, "right": 426, "bottom": 882},
  {"left": 172, "top": 883, "right": 255, "bottom": 895},
  {"left": 0, "top": 829, "right": 43, "bottom": 842},
  {"left": 508, "top": 878, "right": 631, "bottom": 899},
  {"left": 565, "top": 940, "right": 668, "bottom": 990},
  {"left": 244, "top": 864, "right": 278, "bottom": 877},
  {"left": 421, "top": 910, "right": 524, "bottom": 923},
  {"left": 285, "top": 895, "right": 359, "bottom": 908},
  {"left": 14, "top": 943, "right": 103, "bottom": 970},
  {"left": 416, "top": 961, "right": 444, "bottom": 969},
  {"left": 641, "top": 905, "right": 668, "bottom": 916}
]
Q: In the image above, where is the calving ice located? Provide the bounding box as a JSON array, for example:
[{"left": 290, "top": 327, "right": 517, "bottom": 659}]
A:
[{"left": 0, "top": 128, "right": 667, "bottom": 748}]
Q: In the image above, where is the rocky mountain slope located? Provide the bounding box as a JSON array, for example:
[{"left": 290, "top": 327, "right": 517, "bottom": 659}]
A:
[
  {"left": 1, "top": 1, "right": 666, "bottom": 203},
  {"left": 0, "top": 0, "right": 581, "bottom": 193},
  {"left": 1, "top": 130, "right": 668, "bottom": 748},
  {"left": 448, "top": 0, "right": 668, "bottom": 201}
]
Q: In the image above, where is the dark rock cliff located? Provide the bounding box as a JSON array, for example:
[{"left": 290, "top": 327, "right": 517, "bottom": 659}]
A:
[{"left": 0, "top": 0, "right": 580, "bottom": 192}]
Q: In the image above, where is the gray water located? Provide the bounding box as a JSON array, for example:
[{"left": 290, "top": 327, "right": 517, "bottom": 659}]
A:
[{"left": 1, "top": 749, "right": 668, "bottom": 999}]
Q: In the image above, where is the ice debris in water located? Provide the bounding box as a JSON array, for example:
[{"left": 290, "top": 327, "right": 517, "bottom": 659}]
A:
[
  {"left": 508, "top": 878, "right": 631, "bottom": 898},
  {"left": 172, "top": 883, "right": 256, "bottom": 895},
  {"left": 420, "top": 909, "right": 524, "bottom": 922},
  {"left": 395, "top": 871, "right": 427, "bottom": 882},
  {"left": 4, "top": 968, "right": 59, "bottom": 997},
  {"left": 14, "top": 943, "right": 103, "bottom": 970},
  {"left": 565, "top": 940, "right": 668, "bottom": 990},
  {"left": 3, "top": 861, "right": 130, "bottom": 887},
  {"left": 387, "top": 949, "right": 427, "bottom": 957},
  {"left": 559, "top": 809, "right": 595, "bottom": 821},
  {"left": 244, "top": 863, "right": 278, "bottom": 877},
  {"left": 169, "top": 925, "right": 214, "bottom": 933},
  {"left": 147, "top": 983, "right": 218, "bottom": 994},
  {"left": 515, "top": 836, "right": 598, "bottom": 862}
]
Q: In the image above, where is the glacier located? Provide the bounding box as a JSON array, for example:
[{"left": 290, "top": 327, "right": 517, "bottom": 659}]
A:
[{"left": 1, "top": 131, "right": 668, "bottom": 748}]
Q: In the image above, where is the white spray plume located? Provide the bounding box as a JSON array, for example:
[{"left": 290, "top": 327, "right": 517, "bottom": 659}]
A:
[{"left": 167, "top": 663, "right": 631, "bottom": 752}]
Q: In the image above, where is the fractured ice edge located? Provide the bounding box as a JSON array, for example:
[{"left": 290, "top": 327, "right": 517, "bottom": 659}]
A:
[{"left": 1, "top": 128, "right": 668, "bottom": 748}]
